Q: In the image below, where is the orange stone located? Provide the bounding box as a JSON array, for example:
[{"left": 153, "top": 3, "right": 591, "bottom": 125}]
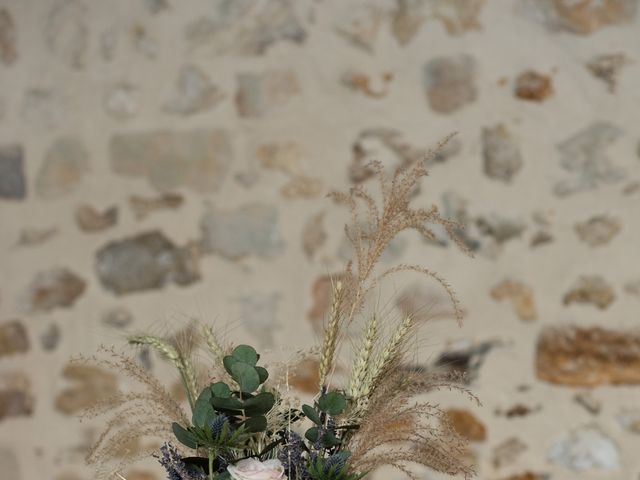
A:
[
  {"left": 445, "top": 408, "right": 487, "bottom": 442},
  {"left": 514, "top": 70, "right": 553, "bottom": 102}
]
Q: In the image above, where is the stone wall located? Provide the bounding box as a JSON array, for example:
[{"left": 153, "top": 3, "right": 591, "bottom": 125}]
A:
[{"left": 1, "top": 1, "right": 640, "bottom": 479}]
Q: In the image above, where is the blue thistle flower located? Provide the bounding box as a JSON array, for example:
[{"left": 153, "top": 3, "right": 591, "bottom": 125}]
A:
[{"left": 209, "top": 413, "right": 229, "bottom": 438}]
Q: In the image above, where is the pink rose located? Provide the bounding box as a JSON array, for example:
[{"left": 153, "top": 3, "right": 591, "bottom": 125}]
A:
[{"left": 227, "top": 458, "right": 286, "bottom": 480}]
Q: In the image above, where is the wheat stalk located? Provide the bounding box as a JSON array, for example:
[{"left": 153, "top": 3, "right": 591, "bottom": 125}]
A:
[
  {"left": 348, "top": 313, "right": 378, "bottom": 399},
  {"left": 318, "top": 280, "right": 343, "bottom": 388}
]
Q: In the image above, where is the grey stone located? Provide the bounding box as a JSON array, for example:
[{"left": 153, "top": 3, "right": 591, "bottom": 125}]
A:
[
  {"left": 16, "top": 226, "right": 58, "bottom": 247},
  {"left": 236, "top": 70, "right": 300, "bottom": 118},
  {"left": 104, "top": 83, "right": 139, "bottom": 120},
  {"left": 431, "top": 338, "right": 502, "bottom": 383},
  {"left": 235, "top": 292, "right": 280, "bottom": 347},
  {"left": 301, "top": 211, "right": 327, "bottom": 259},
  {"left": 200, "top": 203, "right": 284, "bottom": 260},
  {"left": 128, "top": 193, "right": 184, "bottom": 220},
  {"left": 110, "top": 129, "right": 233, "bottom": 193},
  {"left": 131, "top": 24, "right": 158, "bottom": 59},
  {"left": 0, "top": 8, "right": 17, "bottom": 66},
  {"left": 45, "top": 0, "right": 88, "bottom": 69},
  {"left": 21, "top": 268, "right": 86, "bottom": 312},
  {"left": 423, "top": 55, "right": 477, "bottom": 113},
  {"left": 40, "top": 323, "right": 60, "bottom": 351},
  {"left": 163, "top": 64, "right": 224, "bottom": 116},
  {"left": 143, "top": 0, "right": 169, "bottom": 14},
  {"left": 101, "top": 306, "right": 134, "bottom": 328},
  {"left": 548, "top": 425, "right": 620, "bottom": 471},
  {"left": 185, "top": 0, "right": 305, "bottom": 56},
  {"left": 554, "top": 122, "right": 625, "bottom": 197},
  {"left": 0, "top": 144, "right": 26, "bottom": 200},
  {"left": 476, "top": 213, "right": 526, "bottom": 244},
  {"left": 482, "top": 124, "right": 523, "bottom": 182},
  {"left": 95, "top": 231, "right": 200, "bottom": 295},
  {"left": 36, "top": 136, "right": 90, "bottom": 199}
]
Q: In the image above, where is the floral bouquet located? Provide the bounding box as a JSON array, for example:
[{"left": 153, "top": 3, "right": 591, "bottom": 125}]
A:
[{"left": 80, "top": 142, "right": 477, "bottom": 480}]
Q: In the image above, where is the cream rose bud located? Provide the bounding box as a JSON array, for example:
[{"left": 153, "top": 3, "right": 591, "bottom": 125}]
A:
[{"left": 227, "top": 458, "right": 286, "bottom": 480}]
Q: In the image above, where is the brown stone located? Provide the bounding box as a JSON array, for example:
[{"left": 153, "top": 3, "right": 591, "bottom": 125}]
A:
[
  {"left": 54, "top": 364, "right": 118, "bottom": 414},
  {"left": 514, "top": 70, "right": 553, "bottom": 101},
  {"left": 0, "top": 320, "right": 29, "bottom": 356},
  {"left": 75, "top": 204, "right": 118, "bottom": 232},
  {"left": 575, "top": 214, "right": 621, "bottom": 247},
  {"left": 288, "top": 358, "right": 321, "bottom": 395},
  {"left": 129, "top": 193, "right": 184, "bottom": 220},
  {"left": 563, "top": 275, "right": 615, "bottom": 309},
  {"left": 492, "top": 436, "right": 527, "bottom": 469},
  {"left": 0, "top": 372, "right": 34, "bottom": 420},
  {"left": 498, "top": 473, "right": 546, "bottom": 480},
  {"left": 307, "top": 274, "right": 348, "bottom": 333},
  {"left": 125, "top": 471, "right": 158, "bottom": 480},
  {"left": 536, "top": 326, "right": 640, "bottom": 386},
  {"left": 490, "top": 279, "right": 537, "bottom": 321},
  {"left": 423, "top": 55, "right": 477, "bottom": 113},
  {"left": 301, "top": 211, "right": 327, "bottom": 259},
  {"left": 0, "top": 8, "right": 16, "bottom": 66},
  {"left": 235, "top": 70, "right": 300, "bottom": 118},
  {"left": 586, "top": 53, "right": 628, "bottom": 93},
  {"left": 546, "top": 0, "right": 637, "bottom": 35},
  {"left": 445, "top": 408, "right": 486, "bottom": 442}
]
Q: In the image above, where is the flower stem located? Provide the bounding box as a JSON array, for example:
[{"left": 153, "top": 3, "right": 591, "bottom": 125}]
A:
[{"left": 208, "top": 450, "right": 214, "bottom": 480}]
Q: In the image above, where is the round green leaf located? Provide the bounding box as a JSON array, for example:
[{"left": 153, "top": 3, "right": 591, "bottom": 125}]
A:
[
  {"left": 255, "top": 366, "right": 269, "bottom": 384},
  {"left": 305, "top": 426, "right": 319, "bottom": 443},
  {"left": 210, "top": 382, "right": 232, "bottom": 398},
  {"left": 230, "top": 362, "right": 260, "bottom": 393},
  {"left": 242, "top": 392, "right": 275, "bottom": 416},
  {"left": 302, "top": 404, "right": 322, "bottom": 425},
  {"left": 318, "top": 392, "right": 346, "bottom": 415},
  {"left": 232, "top": 345, "right": 259, "bottom": 365}
]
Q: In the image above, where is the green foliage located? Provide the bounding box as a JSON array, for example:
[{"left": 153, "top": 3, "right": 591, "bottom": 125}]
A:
[
  {"left": 307, "top": 452, "right": 366, "bottom": 480},
  {"left": 223, "top": 345, "right": 269, "bottom": 394},
  {"left": 172, "top": 419, "right": 250, "bottom": 453},
  {"left": 317, "top": 392, "right": 346, "bottom": 415}
]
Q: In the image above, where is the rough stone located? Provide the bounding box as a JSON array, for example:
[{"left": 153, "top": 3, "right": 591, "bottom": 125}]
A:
[
  {"left": 492, "top": 437, "right": 527, "bottom": 469},
  {"left": 335, "top": 5, "right": 385, "bottom": 52},
  {"left": 129, "top": 193, "right": 184, "bottom": 220},
  {"left": 281, "top": 175, "right": 323, "bottom": 199},
  {"left": 482, "top": 124, "right": 523, "bottom": 182},
  {"left": 341, "top": 70, "right": 393, "bottom": 98},
  {"left": 36, "top": 136, "right": 90, "bottom": 199},
  {"left": 514, "top": 70, "right": 553, "bottom": 101},
  {"left": 104, "top": 83, "right": 139, "bottom": 120},
  {"left": 0, "top": 320, "right": 29, "bottom": 356},
  {"left": 257, "top": 141, "right": 323, "bottom": 198},
  {"left": 40, "top": 323, "right": 61, "bottom": 351},
  {"left": 497, "top": 473, "right": 547, "bottom": 480},
  {"left": 236, "top": 70, "right": 300, "bottom": 118},
  {"left": 16, "top": 226, "right": 58, "bottom": 247},
  {"left": 574, "top": 390, "right": 602, "bottom": 415},
  {"left": 163, "top": 64, "right": 224, "bottom": 116},
  {"left": 490, "top": 279, "right": 537, "bottom": 322},
  {"left": 445, "top": 408, "right": 486, "bottom": 442},
  {"left": 563, "top": 275, "right": 615, "bottom": 309},
  {"left": 101, "top": 306, "right": 134, "bottom": 328},
  {"left": 423, "top": 55, "right": 477, "bottom": 113},
  {"left": 302, "top": 211, "right": 327, "bottom": 260},
  {"left": 554, "top": 121, "right": 625, "bottom": 197},
  {"left": 617, "top": 409, "right": 640, "bottom": 434},
  {"left": 536, "top": 326, "right": 640, "bottom": 386},
  {"left": 574, "top": 214, "right": 621, "bottom": 247},
  {"left": 235, "top": 292, "right": 280, "bottom": 347},
  {"left": 45, "top": 0, "right": 88, "bottom": 69},
  {"left": 530, "top": 230, "right": 554, "bottom": 248},
  {"left": 131, "top": 24, "right": 158, "bottom": 59},
  {"left": 95, "top": 231, "right": 200, "bottom": 295},
  {"left": 110, "top": 129, "right": 232, "bottom": 193},
  {"left": 200, "top": 203, "right": 284, "bottom": 260},
  {"left": 539, "top": 0, "right": 637, "bottom": 35},
  {"left": 432, "top": 339, "right": 502, "bottom": 382},
  {"left": 476, "top": 213, "right": 526, "bottom": 244},
  {"left": 396, "top": 284, "right": 462, "bottom": 323},
  {"left": 0, "top": 372, "right": 34, "bottom": 420},
  {"left": 0, "top": 144, "right": 26, "bottom": 200},
  {"left": 587, "top": 53, "right": 628, "bottom": 93},
  {"left": 54, "top": 364, "right": 118, "bottom": 414},
  {"left": 431, "top": 0, "right": 486, "bottom": 35},
  {"left": 21, "top": 267, "right": 86, "bottom": 312},
  {"left": 391, "top": 0, "right": 425, "bottom": 46},
  {"left": 624, "top": 278, "right": 640, "bottom": 297},
  {"left": 184, "top": 0, "right": 305, "bottom": 56},
  {"left": 547, "top": 425, "right": 620, "bottom": 471},
  {"left": 143, "top": 0, "right": 169, "bottom": 14},
  {"left": 75, "top": 204, "right": 118, "bottom": 233},
  {"left": 288, "top": 358, "right": 322, "bottom": 394},
  {"left": 0, "top": 8, "right": 17, "bottom": 66}
]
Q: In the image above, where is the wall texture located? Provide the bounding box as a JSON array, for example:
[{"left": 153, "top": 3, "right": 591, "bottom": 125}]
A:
[{"left": 1, "top": 1, "right": 640, "bottom": 479}]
